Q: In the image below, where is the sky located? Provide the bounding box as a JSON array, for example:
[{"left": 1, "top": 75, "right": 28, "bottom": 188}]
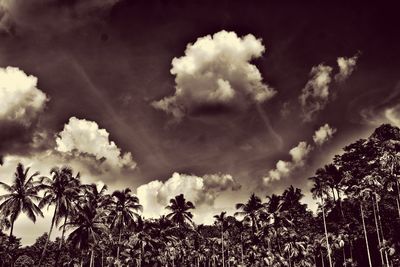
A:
[{"left": 1, "top": 0, "right": 400, "bottom": 245}]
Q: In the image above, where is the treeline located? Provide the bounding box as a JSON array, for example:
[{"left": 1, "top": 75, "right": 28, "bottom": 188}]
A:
[{"left": 1, "top": 124, "right": 400, "bottom": 267}]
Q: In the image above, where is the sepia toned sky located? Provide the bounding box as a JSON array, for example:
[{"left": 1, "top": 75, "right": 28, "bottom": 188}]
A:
[{"left": 1, "top": 0, "right": 400, "bottom": 245}]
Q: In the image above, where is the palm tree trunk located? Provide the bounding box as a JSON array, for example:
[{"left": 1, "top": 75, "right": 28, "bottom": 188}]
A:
[
  {"left": 89, "top": 249, "right": 94, "bottom": 267},
  {"left": 9, "top": 219, "right": 14, "bottom": 238},
  {"left": 117, "top": 227, "right": 122, "bottom": 261},
  {"left": 321, "top": 197, "right": 333, "bottom": 267},
  {"left": 376, "top": 196, "right": 389, "bottom": 267},
  {"left": 59, "top": 211, "right": 68, "bottom": 249},
  {"left": 221, "top": 229, "right": 225, "bottom": 267},
  {"left": 372, "top": 196, "right": 385, "bottom": 266},
  {"left": 321, "top": 251, "right": 325, "bottom": 267},
  {"left": 39, "top": 204, "right": 58, "bottom": 267},
  {"left": 240, "top": 233, "right": 244, "bottom": 266},
  {"left": 360, "top": 203, "right": 372, "bottom": 267}
]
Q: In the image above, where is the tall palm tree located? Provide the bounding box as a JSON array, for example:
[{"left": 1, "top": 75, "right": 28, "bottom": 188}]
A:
[
  {"left": 166, "top": 194, "right": 195, "bottom": 228},
  {"left": 214, "top": 212, "right": 228, "bottom": 267},
  {"left": 37, "top": 166, "right": 81, "bottom": 266},
  {"left": 0, "top": 163, "right": 43, "bottom": 237},
  {"left": 234, "top": 193, "right": 263, "bottom": 234},
  {"left": 66, "top": 202, "right": 109, "bottom": 267},
  {"left": 310, "top": 174, "right": 333, "bottom": 267},
  {"left": 109, "top": 188, "right": 142, "bottom": 261}
]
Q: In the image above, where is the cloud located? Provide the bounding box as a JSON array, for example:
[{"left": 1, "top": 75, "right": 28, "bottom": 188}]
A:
[
  {"left": 313, "top": 123, "right": 337, "bottom": 146},
  {"left": 262, "top": 141, "right": 312, "bottom": 187},
  {"left": 137, "top": 172, "right": 241, "bottom": 219},
  {"left": 0, "top": 0, "right": 14, "bottom": 34},
  {"left": 0, "top": 66, "right": 48, "bottom": 126},
  {"left": 299, "top": 54, "right": 359, "bottom": 121},
  {"left": 0, "top": 66, "right": 49, "bottom": 156},
  {"left": 152, "top": 30, "right": 276, "bottom": 121},
  {"left": 55, "top": 117, "right": 136, "bottom": 171},
  {"left": 262, "top": 123, "right": 336, "bottom": 187},
  {"left": 335, "top": 54, "right": 359, "bottom": 82},
  {"left": 0, "top": 0, "right": 120, "bottom": 35},
  {"left": 299, "top": 64, "right": 333, "bottom": 121}
]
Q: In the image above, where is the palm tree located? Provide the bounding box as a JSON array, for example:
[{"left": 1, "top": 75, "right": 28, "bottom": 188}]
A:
[
  {"left": 166, "top": 194, "right": 195, "bottom": 228},
  {"left": 214, "top": 212, "right": 228, "bottom": 267},
  {"left": 310, "top": 174, "right": 333, "bottom": 267},
  {"left": 37, "top": 166, "right": 81, "bottom": 266},
  {"left": 0, "top": 163, "right": 43, "bottom": 237},
  {"left": 109, "top": 188, "right": 142, "bottom": 261},
  {"left": 66, "top": 202, "right": 109, "bottom": 267},
  {"left": 234, "top": 193, "right": 263, "bottom": 234}
]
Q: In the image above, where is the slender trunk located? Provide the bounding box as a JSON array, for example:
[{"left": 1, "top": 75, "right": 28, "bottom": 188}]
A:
[
  {"left": 321, "top": 251, "right": 325, "bottom": 267},
  {"left": 89, "top": 249, "right": 94, "bottom": 267},
  {"left": 9, "top": 219, "right": 14, "bottom": 238},
  {"left": 117, "top": 227, "right": 122, "bottom": 261},
  {"left": 394, "top": 168, "right": 400, "bottom": 218},
  {"left": 102, "top": 250, "right": 104, "bottom": 267},
  {"left": 372, "top": 196, "right": 385, "bottom": 266},
  {"left": 221, "top": 229, "right": 225, "bottom": 267},
  {"left": 375, "top": 195, "right": 389, "bottom": 267},
  {"left": 39, "top": 204, "right": 58, "bottom": 267},
  {"left": 337, "top": 189, "right": 345, "bottom": 220},
  {"left": 59, "top": 211, "right": 68, "bottom": 249},
  {"left": 360, "top": 203, "right": 372, "bottom": 267},
  {"left": 350, "top": 239, "right": 354, "bottom": 264},
  {"left": 240, "top": 233, "right": 244, "bottom": 266},
  {"left": 321, "top": 197, "right": 333, "bottom": 267},
  {"left": 342, "top": 246, "right": 346, "bottom": 266}
]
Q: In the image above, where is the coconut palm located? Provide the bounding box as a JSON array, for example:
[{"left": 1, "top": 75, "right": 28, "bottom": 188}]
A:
[
  {"left": 109, "top": 188, "right": 142, "bottom": 261},
  {"left": 0, "top": 163, "right": 43, "bottom": 237},
  {"left": 166, "top": 194, "right": 195, "bottom": 228},
  {"left": 66, "top": 202, "right": 109, "bottom": 267},
  {"left": 234, "top": 193, "right": 263, "bottom": 234},
  {"left": 37, "top": 166, "right": 81, "bottom": 265}
]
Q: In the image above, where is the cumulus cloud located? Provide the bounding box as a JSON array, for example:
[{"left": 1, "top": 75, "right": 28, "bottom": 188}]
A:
[
  {"left": 55, "top": 117, "right": 136, "bottom": 171},
  {"left": 335, "top": 54, "right": 359, "bottom": 82},
  {"left": 299, "top": 64, "right": 333, "bottom": 121},
  {"left": 137, "top": 172, "right": 241, "bottom": 219},
  {"left": 262, "top": 123, "right": 336, "bottom": 187},
  {"left": 262, "top": 141, "right": 312, "bottom": 187},
  {"left": 313, "top": 123, "right": 337, "bottom": 146},
  {"left": 0, "top": 66, "right": 48, "bottom": 126},
  {"left": 152, "top": 30, "right": 276, "bottom": 121}
]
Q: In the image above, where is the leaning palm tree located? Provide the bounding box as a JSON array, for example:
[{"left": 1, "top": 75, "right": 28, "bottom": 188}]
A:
[
  {"left": 109, "top": 188, "right": 142, "bottom": 261},
  {"left": 166, "top": 194, "right": 195, "bottom": 228},
  {"left": 234, "top": 193, "right": 263, "bottom": 234},
  {"left": 37, "top": 166, "right": 81, "bottom": 266},
  {"left": 0, "top": 163, "right": 43, "bottom": 237}
]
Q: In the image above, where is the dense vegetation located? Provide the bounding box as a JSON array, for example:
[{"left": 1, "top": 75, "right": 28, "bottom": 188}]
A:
[{"left": 1, "top": 124, "right": 400, "bottom": 267}]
